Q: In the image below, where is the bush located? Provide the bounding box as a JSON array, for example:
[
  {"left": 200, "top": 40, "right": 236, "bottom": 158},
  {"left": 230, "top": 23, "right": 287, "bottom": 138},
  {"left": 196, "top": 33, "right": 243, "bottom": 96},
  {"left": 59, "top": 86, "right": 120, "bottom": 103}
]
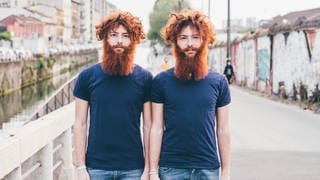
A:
[{"left": 0, "top": 31, "right": 11, "bottom": 41}]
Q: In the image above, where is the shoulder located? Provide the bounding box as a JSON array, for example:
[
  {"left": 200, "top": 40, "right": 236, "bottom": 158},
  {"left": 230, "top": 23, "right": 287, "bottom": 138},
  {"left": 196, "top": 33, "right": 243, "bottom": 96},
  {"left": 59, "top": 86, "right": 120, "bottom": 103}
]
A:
[
  {"left": 152, "top": 68, "right": 174, "bottom": 89},
  {"left": 154, "top": 68, "right": 174, "bottom": 80},
  {"left": 132, "top": 65, "right": 153, "bottom": 86},
  {"left": 207, "top": 70, "right": 226, "bottom": 82},
  {"left": 76, "top": 63, "right": 103, "bottom": 87},
  {"left": 206, "top": 70, "right": 229, "bottom": 90},
  {"left": 78, "top": 63, "right": 100, "bottom": 77},
  {"left": 133, "top": 64, "right": 153, "bottom": 79}
]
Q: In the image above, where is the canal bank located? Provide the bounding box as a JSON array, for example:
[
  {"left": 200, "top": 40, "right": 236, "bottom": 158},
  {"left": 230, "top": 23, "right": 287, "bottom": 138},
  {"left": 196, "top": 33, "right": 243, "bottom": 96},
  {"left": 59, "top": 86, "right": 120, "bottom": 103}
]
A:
[
  {"left": 0, "top": 50, "right": 99, "bottom": 96},
  {"left": 0, "top": 50, "right": 99, "bottom": 128}
]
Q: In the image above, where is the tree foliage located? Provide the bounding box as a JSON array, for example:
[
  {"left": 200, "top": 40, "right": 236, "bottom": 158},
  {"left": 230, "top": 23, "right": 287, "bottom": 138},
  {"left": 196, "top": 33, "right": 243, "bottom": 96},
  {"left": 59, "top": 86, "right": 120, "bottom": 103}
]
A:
[
  {"left": 0, "top": 31, "right": 11, "bottom": 41},
  {"left": 148, "top": 0, "right": 191, "bottom": 43}
]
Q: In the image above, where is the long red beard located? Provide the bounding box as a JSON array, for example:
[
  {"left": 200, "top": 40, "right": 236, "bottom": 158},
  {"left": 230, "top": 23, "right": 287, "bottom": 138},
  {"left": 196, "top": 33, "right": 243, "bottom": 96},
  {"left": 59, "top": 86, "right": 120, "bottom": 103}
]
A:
[
  {"left": 101, "top": 41, "right": 136, "bottom": 76},
  {"left": 173, "top": 44, "right": 208, "bottom": 80}
]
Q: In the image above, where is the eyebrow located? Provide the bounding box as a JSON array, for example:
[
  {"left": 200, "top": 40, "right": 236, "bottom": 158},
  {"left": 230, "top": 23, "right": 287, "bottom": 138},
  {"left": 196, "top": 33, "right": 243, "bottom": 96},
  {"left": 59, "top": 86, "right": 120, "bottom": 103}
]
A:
[
  {"left": 178, "top": 34, "right": 200, "bottom": 37},
  {"left": 110, "top": 31, "right": 129, "bottom": 34},
  {"left": 109, "top": 32, "right": 130, "bottom": 36}
]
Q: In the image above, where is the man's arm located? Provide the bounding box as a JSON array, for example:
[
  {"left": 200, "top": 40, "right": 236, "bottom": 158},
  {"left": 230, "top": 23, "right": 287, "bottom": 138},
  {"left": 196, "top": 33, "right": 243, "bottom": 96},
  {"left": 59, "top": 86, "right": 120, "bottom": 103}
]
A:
[
  {"left": 141, "top": 101, "right": 152, "bottom": 180},
  {"left": 216, "top": 105, "right": 231, "bottom": 180},
  {"left": 73, "top": 97, "right": 90, "bottom": 179},
  {"left": 149, "top": 103, "right": 164, "bottom": 180}
]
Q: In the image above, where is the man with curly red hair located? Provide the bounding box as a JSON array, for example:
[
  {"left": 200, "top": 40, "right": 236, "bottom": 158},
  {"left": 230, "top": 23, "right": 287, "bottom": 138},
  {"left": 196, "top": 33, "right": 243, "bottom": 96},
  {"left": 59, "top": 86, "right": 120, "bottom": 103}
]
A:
[
  {"left": 149, "top": 10, "right": 231, "bottom": 180},
  {"left": 73, "top": 11, "right": 152, "bottom": 180}
]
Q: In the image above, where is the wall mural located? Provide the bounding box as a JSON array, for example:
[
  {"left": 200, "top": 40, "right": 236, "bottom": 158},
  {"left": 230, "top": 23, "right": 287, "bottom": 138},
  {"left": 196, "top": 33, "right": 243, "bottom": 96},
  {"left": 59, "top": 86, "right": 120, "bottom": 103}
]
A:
[{"left": 257, "top": 49, "right": 270, "bottom": 82}]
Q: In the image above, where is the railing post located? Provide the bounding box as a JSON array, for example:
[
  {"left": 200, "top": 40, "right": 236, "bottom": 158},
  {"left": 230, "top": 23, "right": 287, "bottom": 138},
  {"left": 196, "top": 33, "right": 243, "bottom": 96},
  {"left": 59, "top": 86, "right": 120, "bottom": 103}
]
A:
[
  {"left": 62, "top": 89, "right": 65, "bottom": 106},
  {"left": 2, "top": 167, "right": 22, "bottom": 180},
  {"left": 34, "top": 142, "right": 53, "bottom": 180},
  {"left": 57, "top": 129, "right": 75, "bottom": 180},
  {"left": 68, "top": 83, "right": 71, "bottom": 104},
  {"left": 46, "top": 104, "right": 49, "bottom": 114},
  {"left": 54, "top": 96, "right": 57, "bottom": 110}
]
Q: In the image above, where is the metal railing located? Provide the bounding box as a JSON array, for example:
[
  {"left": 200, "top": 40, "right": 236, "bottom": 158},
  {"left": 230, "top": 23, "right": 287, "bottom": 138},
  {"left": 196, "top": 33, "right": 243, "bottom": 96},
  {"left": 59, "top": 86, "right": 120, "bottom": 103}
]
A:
[{"left": 28, "top": 75, "right": 77, "bottom": 122}]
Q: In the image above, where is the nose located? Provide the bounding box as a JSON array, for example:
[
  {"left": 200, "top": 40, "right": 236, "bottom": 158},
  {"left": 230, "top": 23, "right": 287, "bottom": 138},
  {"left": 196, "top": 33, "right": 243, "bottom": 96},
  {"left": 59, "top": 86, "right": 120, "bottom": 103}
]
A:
[
  {"left": 117, "top": 36, "right": 123, "bottom": 43},
  {"left": 187, "top": 38, "right": 193, "bottom": 46}
]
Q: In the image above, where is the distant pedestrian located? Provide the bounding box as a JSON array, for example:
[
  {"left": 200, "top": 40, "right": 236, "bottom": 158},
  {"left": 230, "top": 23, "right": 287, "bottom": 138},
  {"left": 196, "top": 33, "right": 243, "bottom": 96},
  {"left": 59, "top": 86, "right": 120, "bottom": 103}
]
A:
[
  {"left": 153, "top": 46, "right": 158, "bottom": 57},
  {"left": 160, "top": 57, "right": 170, "bottom": 71},
  {"left": 223, "top": 59, "right": 234, "bottom": 84}
]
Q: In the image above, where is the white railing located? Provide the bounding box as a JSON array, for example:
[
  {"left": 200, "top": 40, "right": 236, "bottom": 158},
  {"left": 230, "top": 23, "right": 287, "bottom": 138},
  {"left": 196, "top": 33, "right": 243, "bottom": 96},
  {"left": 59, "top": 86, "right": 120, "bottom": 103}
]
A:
[{"left": 0, "top": 103, "right": 75, "bottom": 180}]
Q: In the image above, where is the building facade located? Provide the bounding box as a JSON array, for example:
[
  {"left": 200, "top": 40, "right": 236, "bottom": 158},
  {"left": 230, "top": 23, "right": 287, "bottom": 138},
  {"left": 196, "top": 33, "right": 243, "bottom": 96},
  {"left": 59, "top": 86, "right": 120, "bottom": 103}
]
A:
[
  {"left": 1, "top": 0, "right": 117, "bottom": 45},
  {"left": 79, "top": 0, "right": 116, "bottom": 43},
  {"left": 71, "top": 0, "right": 81, "bottom": 40},
  {"left": 0, "top": 14, "right": 45, "bottom": 51}
]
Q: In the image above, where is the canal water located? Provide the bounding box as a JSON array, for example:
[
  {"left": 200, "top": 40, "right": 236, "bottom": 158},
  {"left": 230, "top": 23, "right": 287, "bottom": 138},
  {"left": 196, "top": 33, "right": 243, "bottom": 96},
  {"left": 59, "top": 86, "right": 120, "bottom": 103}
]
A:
[{"left": 0, "top": 61, "right": 97, "bottom": 129}]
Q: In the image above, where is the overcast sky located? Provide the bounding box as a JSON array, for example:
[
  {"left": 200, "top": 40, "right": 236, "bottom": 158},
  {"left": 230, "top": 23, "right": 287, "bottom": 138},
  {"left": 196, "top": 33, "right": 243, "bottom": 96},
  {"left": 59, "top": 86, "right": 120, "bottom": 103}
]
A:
[{"left": 107, "top": 0, "right": 320, "bottom": 31}]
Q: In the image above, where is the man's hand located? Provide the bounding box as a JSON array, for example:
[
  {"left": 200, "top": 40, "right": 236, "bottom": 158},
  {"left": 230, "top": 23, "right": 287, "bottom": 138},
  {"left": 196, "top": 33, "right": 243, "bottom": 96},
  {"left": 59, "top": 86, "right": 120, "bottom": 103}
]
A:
[
  {"left": 220, "top": 172, "right": 230, "bottom": 180},
  {"left": 75, "top": 169, "right": 90, "bottom": 180},
  {"left": 141, "top": 170, "right": 149, "bottom": 180},
  {"left": 149, "top": 174, "right": 160, "bottom": 180}
]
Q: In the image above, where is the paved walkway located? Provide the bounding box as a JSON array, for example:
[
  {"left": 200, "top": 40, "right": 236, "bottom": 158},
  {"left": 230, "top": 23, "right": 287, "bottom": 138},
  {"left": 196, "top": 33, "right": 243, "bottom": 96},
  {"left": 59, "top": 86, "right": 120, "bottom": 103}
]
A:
[{"left": 230, "top": 86, "right": 320, "bottom": 180}]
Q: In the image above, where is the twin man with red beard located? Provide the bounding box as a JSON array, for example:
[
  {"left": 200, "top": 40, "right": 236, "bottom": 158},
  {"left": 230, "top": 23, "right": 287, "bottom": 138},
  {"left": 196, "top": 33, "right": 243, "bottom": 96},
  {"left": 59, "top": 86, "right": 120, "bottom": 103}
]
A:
[{"left": 73, "top": 10, "right": 231, "bottom": 180}]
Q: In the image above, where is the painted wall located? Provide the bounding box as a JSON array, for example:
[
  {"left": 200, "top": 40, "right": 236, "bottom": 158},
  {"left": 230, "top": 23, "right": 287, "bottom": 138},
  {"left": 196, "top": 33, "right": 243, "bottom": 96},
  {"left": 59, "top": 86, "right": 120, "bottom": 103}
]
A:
[
  {"left": 231, "top": 42, "right": 239, "bottom": 81},
  {"left": 235, "top": 39, "right": 256, "bottom": 88},
  {"left": 273, "top": 30, "right": 317, "bottom": 96},
  {"left": 309, "top": 29, "right": 320, "bottom": 91},
  {"left": 244, "top": 40, "right": 256, "bottom": 88},
  {"left": 257, "top": 36, "right": 271, "bottom": 92},
  {"left": 209, "top": 27, "right": 320, "bottom": 98},
  {"left": 208, "top": 46, "right": 226, "bottom": 73}
]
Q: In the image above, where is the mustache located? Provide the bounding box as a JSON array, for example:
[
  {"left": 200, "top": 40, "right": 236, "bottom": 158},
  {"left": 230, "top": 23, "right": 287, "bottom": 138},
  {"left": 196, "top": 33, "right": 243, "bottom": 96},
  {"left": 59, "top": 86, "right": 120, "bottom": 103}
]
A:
[
  {"left": 111, "top": 44, "right": 127, "bottom": 49},
  {"left": 182, "top": 47, "right": 200, "bottom": 52}
]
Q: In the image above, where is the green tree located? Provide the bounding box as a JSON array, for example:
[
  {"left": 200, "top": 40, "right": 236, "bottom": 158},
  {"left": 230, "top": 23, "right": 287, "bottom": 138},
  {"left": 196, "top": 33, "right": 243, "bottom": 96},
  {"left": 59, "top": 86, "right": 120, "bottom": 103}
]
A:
[
  {"left": 0, "top": 31, "right": 11, "bottom": 41},
  {"left": 148, "top": 0, "right": 191, "bottom": 43}
]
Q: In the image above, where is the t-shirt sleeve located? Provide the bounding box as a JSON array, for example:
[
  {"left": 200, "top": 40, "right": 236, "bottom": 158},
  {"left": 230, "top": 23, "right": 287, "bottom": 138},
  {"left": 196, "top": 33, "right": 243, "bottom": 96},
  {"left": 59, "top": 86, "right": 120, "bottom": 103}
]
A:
[
  {"left": 216, "top": 75, "right": 231, "bottom": 107},
  {"left": 73, "top": 71, "right": 90, "bottom": 101},
  {"left": 150, "top": 74, "right": 165, "bottom": 103},
  {"left": 143, "top": 71, "right": 153, "bottom": 102}
]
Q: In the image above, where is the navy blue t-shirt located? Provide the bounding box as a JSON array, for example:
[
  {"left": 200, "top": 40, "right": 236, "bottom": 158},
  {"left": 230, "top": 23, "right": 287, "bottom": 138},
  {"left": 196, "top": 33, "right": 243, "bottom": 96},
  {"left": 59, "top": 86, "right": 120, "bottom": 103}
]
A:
[
  {"left": 151, "top": 68, "right": 231, "bottom": 169},
  {"left": 73, "top": 63, "right": 152, "bottom": 170}
]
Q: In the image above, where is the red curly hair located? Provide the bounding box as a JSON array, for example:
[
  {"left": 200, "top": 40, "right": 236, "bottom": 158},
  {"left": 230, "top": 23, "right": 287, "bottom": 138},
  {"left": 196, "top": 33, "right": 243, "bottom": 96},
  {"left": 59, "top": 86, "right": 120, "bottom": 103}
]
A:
[
  {"left": 96, "top": 11, "right": 145, "bottom": 75},
  {"left": 161, "top": 10, "right": 216, "bottom": 80}
]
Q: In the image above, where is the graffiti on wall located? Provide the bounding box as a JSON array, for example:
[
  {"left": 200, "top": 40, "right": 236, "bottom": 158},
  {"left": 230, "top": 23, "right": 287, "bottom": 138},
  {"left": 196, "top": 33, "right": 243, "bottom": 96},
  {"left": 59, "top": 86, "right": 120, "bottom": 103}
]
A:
[
  {"left": 245, "top": 41, "right": 256, "bottom": 87},
  {"left": 209, "top": 28, "right": 320, "bottom": 99},
  {"left": 303, "top": 29, "right": 317, "bottom": 60},
  {"left": 305, "top": 29, "right": 317, "bottom": 53},
  {"left": 257, "top": 49, "right": 270, "bottom": 82}
]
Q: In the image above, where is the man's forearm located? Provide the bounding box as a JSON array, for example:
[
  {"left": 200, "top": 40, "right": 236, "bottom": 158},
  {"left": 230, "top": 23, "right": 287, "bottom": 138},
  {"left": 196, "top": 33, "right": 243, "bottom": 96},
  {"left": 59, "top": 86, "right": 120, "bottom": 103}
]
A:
[
  {"left": 150, "top": 103, "right": 164, "bottom": 173},
  {"left": 149, "top": 127, "right": 163, "bottom": 171},
  {"left": 217, "top": 128, "right": 231, "bottom": 174},
  {"left": 73, "top": 122, "right": 88, "bottom": 166},
  {"left": 142, "top": 102, "right": 152, "bottom": 172},
  {"left": 143, "top": 126, "right": 151, "bottom": 171}
]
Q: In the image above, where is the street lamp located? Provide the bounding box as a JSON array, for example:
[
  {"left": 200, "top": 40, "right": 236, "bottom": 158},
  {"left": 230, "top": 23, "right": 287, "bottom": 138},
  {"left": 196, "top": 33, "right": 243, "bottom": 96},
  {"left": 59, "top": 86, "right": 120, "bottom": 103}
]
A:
[
  {"left": 226, "top": 0, "right": 231, "bottom": 61},
  {"left": 208, "top": 0, "right": 211, "bottom": 20},
  {"left": 177, "top": 0, "right": 184, "bottom": 11}
]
